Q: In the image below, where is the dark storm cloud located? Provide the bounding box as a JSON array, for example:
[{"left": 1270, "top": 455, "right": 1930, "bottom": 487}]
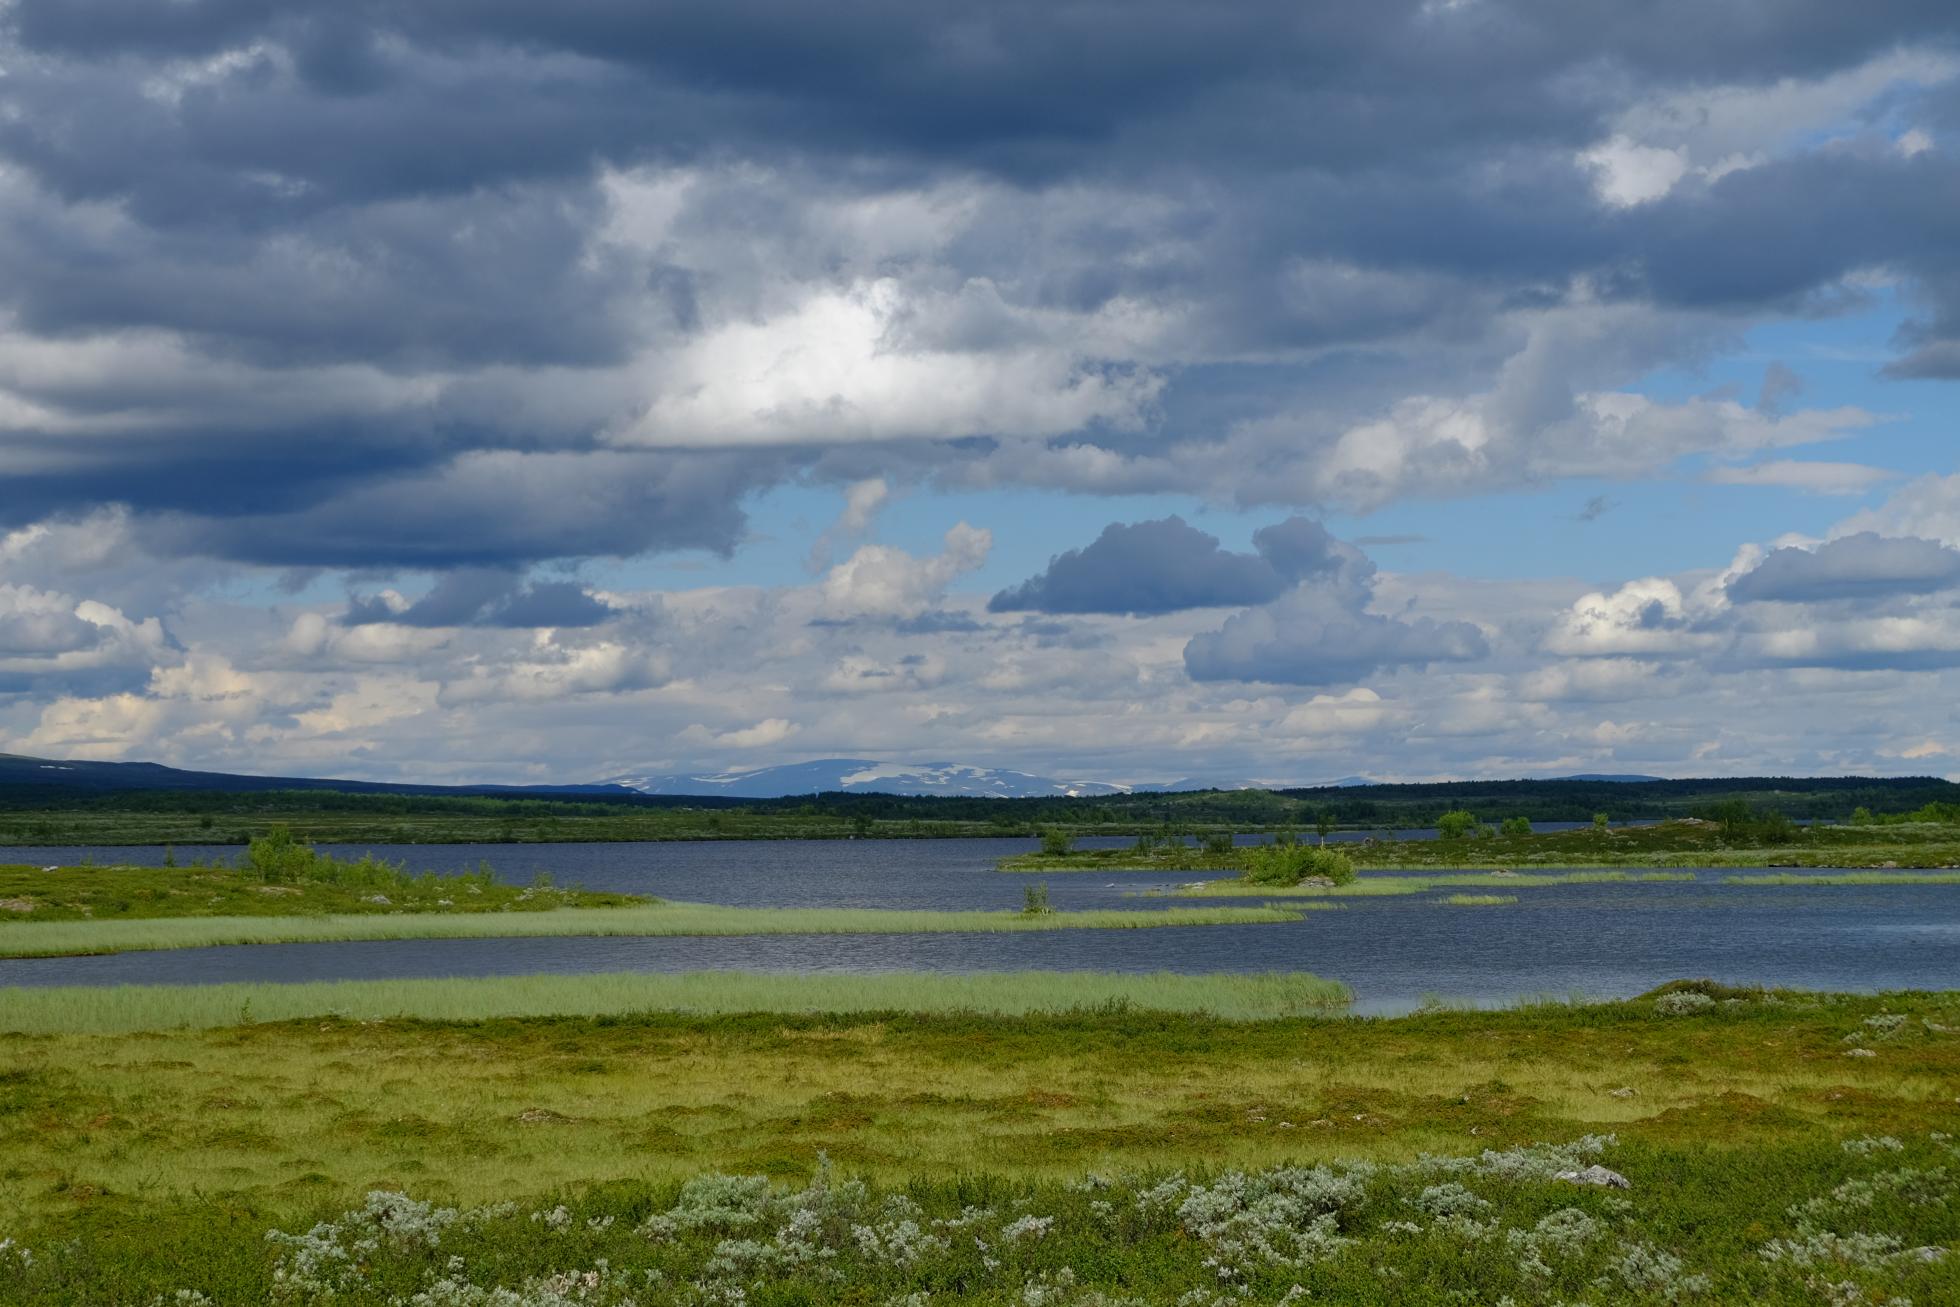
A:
[
  {"left": 344, "top": 568, "right": 620, "bottom": 628},
  {"left": 1728, "top": 532, "right": 1960, "bottom": 603},
  {"left": 133, "top": 450, "right": 770, "bottom": 569},
  {"left": 988, "top": 517, "right": 1287, "bottom": 615},
  {"left": 987, "top": 515, "right": 1369, "bottom": 615},
  {"left": 3, "top": 1, "right": 1960, "bottom": 575}
]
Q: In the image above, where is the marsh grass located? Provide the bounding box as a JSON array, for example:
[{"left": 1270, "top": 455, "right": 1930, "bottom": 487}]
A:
[
  {"left": 0, "top": 969, "right": 1355, "bottom": 1034},
  {"left": 1723, "top": 871, "right": 1960, "bottom": 886},
  {"left": 1166, "top": 870, "right": 1697, "bottom": 898},
  {"left": 0, "top": 901, "right": 1303, "bottom": 958},
  {"left": 1440, "top": 893, "right": 1518, "bottom": 906}
]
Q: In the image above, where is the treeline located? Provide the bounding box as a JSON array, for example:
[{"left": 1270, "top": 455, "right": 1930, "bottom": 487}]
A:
[{"left": 2, "top": 774, "right": 1958, "bottom": 830}]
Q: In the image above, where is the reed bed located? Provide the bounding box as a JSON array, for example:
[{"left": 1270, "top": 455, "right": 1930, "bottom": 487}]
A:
[
  {"left": 0, "top": 968, "right": 1354, "bottom": 1033},
  {"left": 0, "top": 900, "right": 1302, "bottom": 958},
  {"left": 1721, "top": 870, "right": 1960, "bottom": 886},
  {"left": 1168, "top": 870, "right": 1698, "bottom": 898},
  {"left": 1440, "top": 893, "right": 1518, "bottom": 906}
]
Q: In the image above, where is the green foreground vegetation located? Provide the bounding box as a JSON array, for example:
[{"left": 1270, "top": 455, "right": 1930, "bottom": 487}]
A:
[{"left": 0, "top": 981, "right": 1955, "bottom": 1303}]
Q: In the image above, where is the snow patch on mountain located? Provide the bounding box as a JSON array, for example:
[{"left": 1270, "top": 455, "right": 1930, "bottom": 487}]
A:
[{"left": 601, "top": 758, "right": 1132, "bottom": 798}]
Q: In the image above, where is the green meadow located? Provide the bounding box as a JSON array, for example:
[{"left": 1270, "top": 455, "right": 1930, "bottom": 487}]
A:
[{"left": 0, "top": 980, "right": 1955, "bottom": 1303}]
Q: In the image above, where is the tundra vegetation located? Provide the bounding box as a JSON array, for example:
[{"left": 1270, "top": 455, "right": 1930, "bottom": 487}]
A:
[{"left": 0, "top": 981, "right": 1955, "bottom": 1303}]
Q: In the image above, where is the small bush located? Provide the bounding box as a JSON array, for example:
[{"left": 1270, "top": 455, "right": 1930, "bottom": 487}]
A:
[
  {"left": 1241, "top": 844, "right": 1355, "bottom": 887},
  {"left": 1654, "top": 991, "right": 1716, "bottom": 1017},
  {"left": 1436, "top": 810, "right": 1481, "bottom": 840},
  {"left": 1203, "top": 832, "right": 1234, "bottom": 856},
  {"left": 1022, "top": 883, "right": 1052, "bottom": 915},
  {"left": 1500, "top": 816, "right": 1532, "bottom": 837},
  {"left": 1039, "top": 830, "right": 1072, "bottom": 857}
]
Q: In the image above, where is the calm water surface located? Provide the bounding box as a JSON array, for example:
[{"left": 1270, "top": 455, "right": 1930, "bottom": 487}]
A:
[{"left": 2, "top": 839, "right": 1954, "bottom": 1014}]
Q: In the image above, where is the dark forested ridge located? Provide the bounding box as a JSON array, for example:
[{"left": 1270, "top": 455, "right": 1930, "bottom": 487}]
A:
[{"left": 1, "top": 753, "right": 1956, "bottom": 836}]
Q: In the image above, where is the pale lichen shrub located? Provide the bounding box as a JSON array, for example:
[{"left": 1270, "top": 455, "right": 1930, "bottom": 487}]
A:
[
  {"left": 1173, "top": 1164, "right": 1370, "bottom": 1275},
  {"left": 267, "top": 1190, "right": 461, "bottom": 1299},
  {"left": 637, "top": 1173, "right": 782, "bottom": 1240},
  {"left": 1413, "top": 1182, "right": 1493, "bottom": 1220},
  {"left": 1654, "top": 991, "right": 1716, "bottom": 1017},
  {"left": 1611, "top": 1241, "right": 1714, "bottom": 1303},
  {"left": 1424, "top": 1134, "right": 1617, "bottom": 1183},
  {"left": 1503, "top": 1207, "right": 1601, "bottom": 1280}
]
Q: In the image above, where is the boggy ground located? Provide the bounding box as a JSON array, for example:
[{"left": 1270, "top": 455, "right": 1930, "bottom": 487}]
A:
[{"left": 0, "top": 982, "right": 1956, "bottom": 1302}]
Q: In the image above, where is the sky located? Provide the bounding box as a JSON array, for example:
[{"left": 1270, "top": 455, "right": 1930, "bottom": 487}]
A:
[{"left": 4, "top": 2, "right": 1960, "bottom": 787}]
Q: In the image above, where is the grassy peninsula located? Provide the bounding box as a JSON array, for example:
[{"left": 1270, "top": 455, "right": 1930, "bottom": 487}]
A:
[
  {"left": 0, "top": 832, "right": 1305, "bottom": 956},
  {"left": 0, "top": 981, "right": 1954, "bottom": 1303},
  {"left": 0, "top": 900, "right": 1307, "bottom": 959}
]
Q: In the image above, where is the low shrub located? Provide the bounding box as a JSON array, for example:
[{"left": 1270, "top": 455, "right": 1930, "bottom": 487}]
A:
[{"left": 1241, "top": 843, "right": 1355, "bottom": 887}]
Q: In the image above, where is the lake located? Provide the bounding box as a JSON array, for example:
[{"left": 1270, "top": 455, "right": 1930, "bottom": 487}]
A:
[{"left": 2, "top": 838, "right": 1954, "bottom": 1013}]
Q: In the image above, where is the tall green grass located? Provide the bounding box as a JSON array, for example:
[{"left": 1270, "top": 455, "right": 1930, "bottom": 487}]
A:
[
  {"left": 0, "top": 968, "right": 1354, "bottom": 1033},
  {"left": 1169, "top": 870, "right": 1698, "bottom": 897},
  {"left": 0, "top": 901, "right": 1303, "bottom": 958}
]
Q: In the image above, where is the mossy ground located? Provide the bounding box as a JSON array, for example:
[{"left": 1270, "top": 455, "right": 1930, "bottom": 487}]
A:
[{"left": 0, "top": 987, "right": 1952, "bottom": 1205}]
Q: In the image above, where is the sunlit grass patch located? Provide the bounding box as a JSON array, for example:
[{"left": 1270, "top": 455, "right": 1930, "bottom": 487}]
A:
[
  {"left": 1440, "top": 893, "right": 1518, "bottom": 906},
  {"left": 0, "top": 901, "right": 1305, "bottom": 957}
]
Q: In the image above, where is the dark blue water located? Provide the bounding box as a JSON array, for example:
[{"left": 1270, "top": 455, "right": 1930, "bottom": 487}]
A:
[{"left": 2, "top": 841, "right": 1954, "bottom": 1013}]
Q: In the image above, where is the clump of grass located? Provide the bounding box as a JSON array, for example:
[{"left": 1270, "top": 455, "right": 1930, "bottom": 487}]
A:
[
  {"left": 0, "top": 901, "right": 1306, "bottom": 958},
  {"left": 1440, "top": 893, "right": 1517, "bottom": 906}
]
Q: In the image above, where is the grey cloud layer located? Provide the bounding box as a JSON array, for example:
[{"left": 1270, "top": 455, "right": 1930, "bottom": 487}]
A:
[
  {"left": 1728, "top": 532, "right": 1960, "bottom": 603},
  {"left": 990, "top": 514, "right": 1489, "bottom": 686},
  {"left": 2, "top": 3, "right": 1958, "bottom": 574}
]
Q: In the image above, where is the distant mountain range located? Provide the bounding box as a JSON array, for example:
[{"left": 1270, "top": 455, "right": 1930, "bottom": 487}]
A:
[
  {"left": 0, "top": 751, "right": 1676, "bottom": 801},
  {"left": 602, "top": 759, "right": 1132, "bottom": 799}
]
